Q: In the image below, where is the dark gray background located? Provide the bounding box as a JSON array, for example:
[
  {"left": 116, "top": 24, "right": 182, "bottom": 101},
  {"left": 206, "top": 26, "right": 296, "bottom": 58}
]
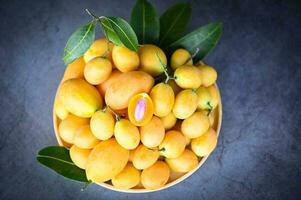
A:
[{"left": 0, "top": 0, "right": 301, "bottom": 199}]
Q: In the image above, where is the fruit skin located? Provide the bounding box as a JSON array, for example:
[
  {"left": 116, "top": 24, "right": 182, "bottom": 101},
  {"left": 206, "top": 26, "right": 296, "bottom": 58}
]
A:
[
  {"left": 170, "top": 49, "right": 193, "bottom": 70},
  {"left": 97, "top": 70, "right": 122, "bottom": 96},
  {"left": 191, "top": 128, "right": 217, "bottom": 157},
  {"left": 58, "top": 79, "right": 103, "bottom": 118},
  {"left": 141, "top": 161, "right": 170, "bottom": 190},
  {"left": 84, "top": 38, "right": 114, "bottom": 63},
  {"left": 90, "top": 109, "right": 115, "bottom": 140},
  {"left": 114, "top": 119, "right": 140, "bottom": 150},
  {"left": 181, "top": 112, "right": 210, "bottom": 139},
  {"left": 198, "top": 65, "right": 217, "bottom": 87},
  {"left": 111, "top": 163, "right": 141, "bottom": 189},
  {"left": 74, "top": 125, "right": 100, "bottom": 149},
  {"left": 196, "top": 86, "right": 213, "bottom": 110},
  {"left": 112, "top": 45, "right": 139, "bottom": 72},
  {"left": 159, "top": 130, "right": 186, "bottom": 158},
  {"left": 132, "top": 144, "right": 159, "bottom": 170},
  {"left": 166, "top": 149, "right": 198, "bottom": 173},
  {"left": 150, "top": 83, "right": 175, "bottom": 117},
  {"left": 84, "top": 57, "right": 112, "bottom": 85},
  {"left": 54, "top": 98, "right": 69, "bottom": 120},
  {"left": 160, "top": 112, "right": 177, "bottom": 130},
  {"left": 86, "top": 138, "right": 129, "bottom": 183},
  {"left": 105, "top": 71, "right": 154, "bottom": 110},
  {"left": 174, "top": 65, "right": 202, "bottom": 89},
  {"left": 172, "top": 89, "right": 198, "bottom": 119},
  {"left": 167, "top": 80, "right": 181, "bottom": 95},
  {"left": 58, "top": 114, "right": 89, "bottom": 144},
  {"left": 63, "top": 57, "right": 85, "bottom": 81},
  {"left": 69, "top": 145, "right": 91, "bottom": 169},
  {"left": 140, "top": 116, "right": 165, "bottom": 148},
  {"left": 201, "top": 109, "right": 216, "bottom": 127},
  {"left": 138, "top": 44, "right": 167, "bottom": 76},
  {"left": 207, "top": 85, "right": 219, "bottom": 109}
]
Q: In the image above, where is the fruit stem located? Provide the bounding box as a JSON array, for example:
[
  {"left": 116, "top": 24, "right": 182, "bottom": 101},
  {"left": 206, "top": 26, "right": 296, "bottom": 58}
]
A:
[
  {"left": 81, "top": 181, "right": 92, "bottom": 191},
  {"left": 207, "top": 102, "right": 213, "bottom": 115},
  {"left": 107, "top": 106, "right": 122, "bottom": 121},
  {"left": 158, "top": 147, "right": 165, "bottom": 152},
  {"left": 156, "top": 53, "right": 172, "bottom": 84},
  {"left": 184, "top": 48, "right": 200, "bottom": 65}
]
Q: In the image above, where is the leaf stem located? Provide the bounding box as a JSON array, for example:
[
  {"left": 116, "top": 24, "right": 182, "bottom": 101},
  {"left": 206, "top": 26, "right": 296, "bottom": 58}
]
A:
[
  {"left": 81, "top": 181, "right": 92, "bottom": 191},
  {"left": 106, "top": 106, "right": 122, "bottom": 121},
  {"left": 156, "top": 53, "right": 172, "bottom": 84}
]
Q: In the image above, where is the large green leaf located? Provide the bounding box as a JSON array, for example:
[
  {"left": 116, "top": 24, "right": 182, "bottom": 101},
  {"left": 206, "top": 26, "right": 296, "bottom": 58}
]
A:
[
  {"left": 37, "top": 146, "right": 89, "bottom": 182},
  {"left": 130, "top": 0, "right": 159, "bottom": 44},
  {"left": 166, "top": 22, "right": 223, "bottom": 61},
  {"left": 100, "top": 16, "right": 139, "bottom": 51},
  {"left": 63, "top": 22, "right": 95, "bottom": 65},
  {"left": 159, "top": 3, "right": 191, "bottom": 48}
]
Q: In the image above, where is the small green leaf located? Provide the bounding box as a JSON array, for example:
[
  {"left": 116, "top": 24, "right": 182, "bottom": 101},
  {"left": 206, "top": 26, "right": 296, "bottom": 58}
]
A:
[
  {"left": 63, "top": 22, "right": 95, "bottom": 65},
  {"left": 166, "top": 22, "right": 223, "bottom": 61},
  {"left": 100, "top": 16, "right": 139, "bottom": 51},
  {"left": 37, "top": 146, "right": 88, "bottom": 182},
  {"left": 130, "top": 0, "right": 159, "bottom": 44},
  {"left": 159, "top": 3, "right": 191, "bottom": 48}
]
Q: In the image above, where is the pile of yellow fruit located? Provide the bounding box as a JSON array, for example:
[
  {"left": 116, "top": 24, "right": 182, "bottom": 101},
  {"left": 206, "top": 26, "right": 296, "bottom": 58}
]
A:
[{"left": 54, "top": 37, "right": 220, "bottom": 190}]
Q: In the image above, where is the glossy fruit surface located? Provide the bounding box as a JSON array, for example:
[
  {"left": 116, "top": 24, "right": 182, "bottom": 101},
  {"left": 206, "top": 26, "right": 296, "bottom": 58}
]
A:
[
  {"left": 90, "top": 109, "right": 115, "bottom": 140},
  {"left": 196, "top": 86, "right": 213, "bottom": 110},
  {"left": 191, "top": 128, "right": 217, "bottom": 157},
  {"left": 54, "top": 98, "right": 69, "bottom": 120},
  {"left": 84, "top": 57, "right": 112, "bottom": 85},
  {"left": 132, "top": 144, "right": 159, "bottom": 170},
  {"left": 166, "top": 149, "right": 198, "bottom": 172},
  {"left": 172, "top": 89, "right": 198, "bottom": 119},
  {"left": 112, "top": 45, "right": 139, "bottom": 72},
  {"left": 140, "top": 116, "right": 165, "bottom": 148},
  {"left": 207, "top": 85, "right": 219, "bottom": 109},
  {"left": 170, "top": 49, "right": 193, "bottom": 70},
  {"left": 97, "top": 70, "right": 122, "bottom": 96},
  {"left": 84, "top": 38, "right": 114, "bottom": 63},
  {"left": 159, "top": 130, "right": 186, "bottom": 158},
  {"left": 174, "top": 65, "right": 202, "bottom": 89},
  {"left": 198, "top": 65, "right": 217, "bottom": 87},
  {"left": 114, "top": 119, "right": 140, "bottom": 150},
  {"left": 69, "top": 145, "right": 91, "bottom": 169},
  {"left": 112, "top": 163, "right": 141, "bottom": 189},
  {"left": 63, "top": 56, "right": 85, "bottom": 81},
  {"left": 160, "top": 112, "right": 177, "bottom": 130},
  {"left": 74, "top": 125, "right": 100, "bottom": 149},
  {"left": 181, "top": 112, "right": 210, "bottom": 138}
]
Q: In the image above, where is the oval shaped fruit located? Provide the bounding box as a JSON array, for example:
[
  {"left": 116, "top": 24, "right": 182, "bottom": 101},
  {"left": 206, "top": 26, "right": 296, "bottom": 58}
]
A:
[
  {"left": 132, "top": 144, "right": 159, "bottom": 170},
  {"left": 207, "top": 85, "right": 219, "bottom": 109},
  {"left": 74, "top": 125, "right": 100, "bottom": 149},
  {"left": 141, "top": 161, "right": 170, "bottom": 190},
  {"left": 139, "top": 44, "right": 167, "bottom": 76},
  {"left": 159, "top": 130, "right": 186, "bottom": 158},
  {"left": 63, "top": 56, "right": 85, "bottom": 81},
  {"left": 170, "top": 49, "right": 193, "bottom": 70},
  {"left": 114, "top": 119, "right": 140, "bottom": 150},
  {"left": 58, "top": 114, "right": 89, "bottom": 144},
  {"left": 69, "top": 145, "right": 91, "bottom": 169},
  {"left": 174, "top": 65, "right": 202, "bottom": 89},
  {"left": 160, "top": 112, "right": 177, "bottom": 130},
  {"left": 54, "top": 98, "right": 68, "bottom": 120},
  {"left": 128, "top": 93, "right": 154, "bottom": 126},
  {"left": 90, "top": 109, "right": 115, "bottom": 140},
  {"left": 112, "top": 163, "right": 141, "bottom": 189},
  {"left": 112, "top": 45, "right": 139, "bottom": 72},
  {"left": 196, "top": 86, "right": 213, "bottom": 110},
  {"left": 86, "top": 138, "right": 129, "bottom": 183},
  {"left": 84, "top": 57, "right": 112, "bottom": 85},
  {"left": 140, "top": 116, "right": 165, "bottom": 148},
  {"left": 150, "top": 83, "right": 175, "bottom": 117},
  {"left": 166, "top": 149, "right": 198, "bottom": 173},
  {"left": 59, "top": 79, "right": 102, "bottom": 118},
  {"left": 198, "top": 65, "right": 217, "bottom": 87},
  {"left": 96, "top": 70, "right": 122, "bottom": 96},
  {"left": 167, "top": 80, "right": 181, "bottom": 95},
  {"left": 173, "top": 89, "right": 198, "bottom": 119},
  {"left": 181, "top": 112, "right": 210, "bottom": 139},
  {"left": 201, "top": 109, "right": 216, "bottom": 127},
  {"left": 84, "top": 38, "right": 114, "bottom": 63},
  {"left": 191, "top": 128, "right": 217, "bottom": 157},
  {"left": 105, "top": 71, "right": 154, "bottom": 110}
]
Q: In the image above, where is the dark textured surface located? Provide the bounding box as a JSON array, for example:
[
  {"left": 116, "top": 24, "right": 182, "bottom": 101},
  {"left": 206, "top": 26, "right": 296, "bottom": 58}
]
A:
[{"left": 0, "top": 0, "right": 301, "bottom": 199}]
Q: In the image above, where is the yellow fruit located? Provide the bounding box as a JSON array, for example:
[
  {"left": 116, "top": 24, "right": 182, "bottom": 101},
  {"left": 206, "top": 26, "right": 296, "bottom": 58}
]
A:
[
  {"left": 198, "top": 65, "right": 217, "bottom": 87},
  {"left": 167, "top": 79, "right": 181, "bottom": 95},
  {"left": 90, "top": 110, "right": 115, "bottom": 140},
  {"left": 191, "top": 128, "right": 217, "bottom": 157},
  {"left": 132, "top": 145, "right": 159, "bottom": 169},
  {"left": 181, "top": 112, "right": 210, "bottom": 139},
  {"left": 166, "top": 149, "right": 198, "bottom": 172},
  {"left": 140, "top": 116, "right": 165, "bottom": 148},
  {"left": 207, "top": 85, "right": 219, "bottom": 109},
  {"left": 96, "top": 70, "right": 122, "bottom": 96},
  {"left": 112, "top": 45, "right": 139, "bottom": 72},
  {"left": 128, "top": 150, "right": 135, "bottom": 162},
  {"left": 196, "top": 86, "right": 213, "bottom": 110},
  {"left": 141, "top": 161, "right": 170, "bottom": 190},
  {"left": 159, "top": 130, "right": 186, "bottom": 158},
  {"left": 86, "top": 138, "right": 129, "bottom": 183},
  {"left": 58, "top": 79, "right": 102, "bottom": 118},
  {"left": 160, "top": 112, "right": 177, "bottom": 130},
  {"left": 174, "top": 65, "right": 202, "bottom": 89},
  {"left": 69, "top": 145, "right": 91, "bottom": 169},
  {"left": 74, "top": 125, "right": 100, "bottom": 149},
  {"left": 150, "top": 83, "right": 175, "bottom": 117},
  {"left": 114, "top": 119, "right": 140, "bottom": 150},
  {"left": 139, "top": 44, "right": 167, "bottom": 76},
  {"left": 200, "top": 109, "right": 216, "bottom": 127},
  {"left": 58, "top": 114, "right": 89, "bottom": 144},
  {"left": 84, "top": 38, "right": 114, "bottom": 63},
  {"left": 172, "top": 89, "right": 198, "bottom": 119},
  {"left": 112, "top": 163, "right": 140, "bottom": 189},
  {"left": 54, "top": 98, "right": 68, "bottom": 120},
  {"left": 184, "top": 135, "right": 191, "bottom": 146},
  {"left": 105, "top": 71, "right": 154, "bottom": 110},
  {"left": 63, "top": 56, "right": 85, "bottom": 81},
  {"left": 84, "top": 57, "right": 112, "bottom": 85},
  {"left": 170, "top": 49, "right": 193, "bottom": 70}
]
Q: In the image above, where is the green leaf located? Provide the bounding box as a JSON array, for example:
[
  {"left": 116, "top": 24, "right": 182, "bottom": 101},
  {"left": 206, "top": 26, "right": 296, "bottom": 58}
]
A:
[
  {"left": 37, "top": 146, "right": 89, "bottom": 182},
  {"left": 130, "top": 0, "right": 159, "bottom": 44},
  {"left": 166, "top": 22, "right": 223, "bottom": 61},
  {"left": 63, "top": 22, "right": 95, "bottom": 65},
  {"left": 159, "top": 3, "right": 191, "bottom": 48},
  {"left": 100, "top": 16, "right": 139, "bottom": 51}
]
